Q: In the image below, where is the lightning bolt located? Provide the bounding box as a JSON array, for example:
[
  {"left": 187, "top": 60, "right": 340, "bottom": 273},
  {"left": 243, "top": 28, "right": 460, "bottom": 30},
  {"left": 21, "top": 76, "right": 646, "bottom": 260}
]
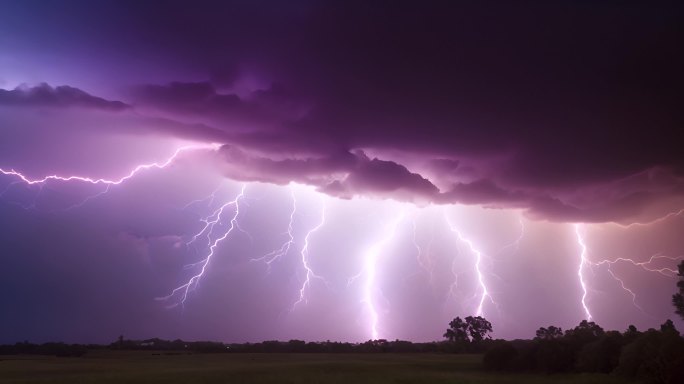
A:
[
  {"left": 574, "top": 223, "right": 683, "bottom": 318},
  {"left": 445, "top": 216, "right": 493, "bottom": 317},
  {"left": 594, "top": 254, "right": 684, "bottom": 277},
  {"left": 496, "top": 216, "right": 525, "bottom": 257},
  {"left": 591, "top": 254, "right": 683, "bottom": 313},
  {"left": 348, "top": 211, "right": 405, "bottom": 340},
  {"left": 574, "top": 224, "right": 593, "bottom": 321},
  {"left": 159, "top": 184, "right": 246, "bottom": 308},
  {"left": 410, "top": 219, "right": 436, "bottom": 286},
  {"left": 182, "top": 182, "right": 225, "bottom": 212},
  {"left": 604, "top": 267, "right": 644, "bottom": 312},
  {"left": 251, "top": 188, "right": 297, "bottom": 271},
  {"left": 0, "top": 143, "right": 220, "bottom": 186},
  {"left": 0, "top": 143, "right": 220, "bottom": 209},
  {"left": 292, "top": 203, "right": 327, "bottom": 309},
  {"left": 612, "top": 208, "right": 684, "bottom": 229}
]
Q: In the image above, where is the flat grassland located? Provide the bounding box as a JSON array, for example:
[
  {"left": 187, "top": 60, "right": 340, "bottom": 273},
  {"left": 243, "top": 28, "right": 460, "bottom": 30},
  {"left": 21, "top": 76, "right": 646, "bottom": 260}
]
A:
[{"left": 0, "top": 352, "right": 636, "bottom": 384}]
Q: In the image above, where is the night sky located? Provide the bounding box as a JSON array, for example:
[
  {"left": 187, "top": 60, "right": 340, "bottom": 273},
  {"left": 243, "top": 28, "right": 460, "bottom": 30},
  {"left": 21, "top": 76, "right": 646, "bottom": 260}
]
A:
[{"left": 1, "top": 0, "right": 683, "bottom": 344}]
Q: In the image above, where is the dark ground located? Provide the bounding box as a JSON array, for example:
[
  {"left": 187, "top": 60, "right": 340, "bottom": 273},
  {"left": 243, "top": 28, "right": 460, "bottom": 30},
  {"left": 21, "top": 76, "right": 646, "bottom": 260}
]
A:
[{"left": 0, "top": 352, "right": 639, "bottom": 383}]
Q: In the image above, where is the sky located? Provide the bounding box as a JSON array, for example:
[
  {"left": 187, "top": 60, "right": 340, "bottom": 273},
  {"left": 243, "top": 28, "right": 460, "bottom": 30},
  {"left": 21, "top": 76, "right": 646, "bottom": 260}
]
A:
[{"left": 1, "top": 0, "right": 683, "bottom": 344}]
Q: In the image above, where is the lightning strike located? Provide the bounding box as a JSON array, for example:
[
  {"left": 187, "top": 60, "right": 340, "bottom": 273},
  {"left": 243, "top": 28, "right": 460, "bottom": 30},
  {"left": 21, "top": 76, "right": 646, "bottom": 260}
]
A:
[
  {"left": 594, "top": 254, "right": 684, "bottom": 277},
  {"left": 349, "top": 212, "right": 405, "bottom": 340},
  {"left": 612, "top": 208, "right": 684, "bottom": 229},
  {"left": 445, "top": 216, "right": 494, "bottom": 317},
  {"left": 0, "top": 143, "right": 220, "bottom": 186},
  {"left": 182, "top": 182, "right": 225, "bottom": 212},
  {"left": 574, "top": 224, "right": 683, "bottom": 318},
  {"left": 410, "top": 219, "right": 435, "bottom": 285},
  {"left": 604, "top": 267, "right": 644, "bottom": 312},
  {"left": 574, "top": 224, "right": 593, "bottom": 321},
  {"left": 0, "top": 143, "right": 221, "bottom": 210},
  {"left": 588, "top": 254, "right": 684, "bottom": 314},
  {"left": 292, "top": 203, "right": 327, "bottom": 309},
  {"left": 496, "top": 216, "right": 525, "bottom": 257},
  {"left": 159, "top": 185, "right": 246, "bottom": 308},
  {"left": 251, "top": 188, "right": 297, "bottom": 271}
]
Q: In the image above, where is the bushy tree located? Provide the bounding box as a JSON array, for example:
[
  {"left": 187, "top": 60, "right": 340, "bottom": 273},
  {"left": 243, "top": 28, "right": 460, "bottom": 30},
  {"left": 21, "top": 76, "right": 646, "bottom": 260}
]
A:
[
  {"left": 565, "top": 320, "right": 604, "bottom": 347},
  {"left": 616, "top": 325, "right": 684, "bottom": 384},
  {"left": 623, "top": 324, "right": 642, "bottom": 345},
  {"left": 673, "top": 261, "right": 684, "bottom": 320},
  {"left": 443, "top": 317, "right": 469, "bottom": 343},
  {"left": 443, "top": 316, "right": 492, "bottom": 343},
  {"left": 660, "top": 319, "right": 679, "bottom": 336},
  {"left": 535, "top": 326, "right": 563, "bottom": 340}
]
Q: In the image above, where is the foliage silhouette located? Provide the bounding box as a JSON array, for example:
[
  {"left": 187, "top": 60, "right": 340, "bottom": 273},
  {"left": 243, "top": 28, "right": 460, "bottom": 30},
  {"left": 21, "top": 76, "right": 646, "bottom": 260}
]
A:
[{"left": 673, "top": 261, "right": 684, "bottom": 320}]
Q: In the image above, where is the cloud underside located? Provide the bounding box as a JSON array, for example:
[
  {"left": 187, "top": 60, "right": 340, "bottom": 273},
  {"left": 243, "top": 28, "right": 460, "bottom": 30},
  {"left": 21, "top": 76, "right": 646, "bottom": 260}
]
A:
[
  {"left": 0, "top": 83, "right": 129, "bottom": 110},
  {"left": 2, "top": 2, "right": 683, "bottom": 224},
  {"left": 3, "top": 79, "right": 683, "bottom": 224}
]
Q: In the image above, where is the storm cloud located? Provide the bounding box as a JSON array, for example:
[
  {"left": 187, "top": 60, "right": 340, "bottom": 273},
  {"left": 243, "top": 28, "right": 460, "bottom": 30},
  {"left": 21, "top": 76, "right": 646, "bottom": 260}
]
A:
[{"left": 1, "top": 0, "right": 683, "bottom": 224}]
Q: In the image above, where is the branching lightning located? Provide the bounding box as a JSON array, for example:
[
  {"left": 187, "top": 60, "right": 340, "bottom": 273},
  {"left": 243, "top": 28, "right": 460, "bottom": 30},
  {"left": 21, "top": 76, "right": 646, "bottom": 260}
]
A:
[
  {"left": 251, "top": 189, "right": 297, "bottom": 271},
  {"left": 496, "top": 216, "right": 525, "bottom": 257},
  {"left": 159, "top": 185, "right": 247, "bottom": 308},
  {"left": 574, "top": 223, "right": 684, "bottom": 319},
  {"left": 292, "top": 204, "right": 327, "bottom": 309},
  {"left": 0, "top": 143, "right": 220, "bottom": 186},
  {"left": 347, "top": 211, "right": 405, "bottom": 340},
  {"left": 594, "top": 254, "right": 684, "bottom": 278},
  {"left": 0, "top": 143, "right": 220, "bottom": 209},
  {"left": 4, "top": 139, "right": 683, "bottom": 335},
  {"left": 410, "top": 219, "right": 435, "bottom": 286},
  {"left": 574, "top": 224, "right": 593, "bottom": 321},
  {"left": 612, "top": 208, "right": 684, "bottom": 229},
  {"left": 445, "top": 216, "right": 494, "bottom": 317}
]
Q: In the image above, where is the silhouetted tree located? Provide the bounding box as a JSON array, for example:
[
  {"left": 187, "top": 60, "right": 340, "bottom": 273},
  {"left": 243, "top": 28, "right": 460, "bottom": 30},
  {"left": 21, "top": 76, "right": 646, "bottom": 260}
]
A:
[
  {"left": 535, "top": 326, "right": 563, "bottom": 340},
  {"left": 444, "top": 316, "right": 492, "bottom": 351},
  {"left": 443, "top": 317, "right": 469, "bottom": 343},
  {"left": 660, "top": 319, "right": 679, "bottom": 336},
  {"left": 673, "top": 262, "right": 684, "bottom": 320},
  {"left": 468, "top": 316, "right": 493, "bottom": 342},
  {"left": 565, "top": 320, "right": 604, "bottom": 345},
  {"left": 616, "top": 324, "right": 684, "bottom": 384},
  {"left": 623, "top": 324, "right": 641, "bottom": 345}
]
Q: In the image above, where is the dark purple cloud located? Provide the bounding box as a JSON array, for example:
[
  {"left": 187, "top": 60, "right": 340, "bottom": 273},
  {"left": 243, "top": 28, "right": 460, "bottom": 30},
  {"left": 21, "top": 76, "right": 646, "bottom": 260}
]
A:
[
  {"left": 1, "top": 0, "right": 683, "bottom": 225},
  {"left": 0, "top": 83, "right": 129, "bottom": 111}
]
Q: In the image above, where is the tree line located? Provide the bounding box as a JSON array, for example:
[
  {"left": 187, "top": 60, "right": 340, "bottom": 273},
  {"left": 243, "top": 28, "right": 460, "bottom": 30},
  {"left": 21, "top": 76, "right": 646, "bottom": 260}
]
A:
[
  {"left": 2, "top": 260, "right": 683, "bottom": 384},
  {"left": 478, "top": 319, "right": 684, "bottom": 384}
]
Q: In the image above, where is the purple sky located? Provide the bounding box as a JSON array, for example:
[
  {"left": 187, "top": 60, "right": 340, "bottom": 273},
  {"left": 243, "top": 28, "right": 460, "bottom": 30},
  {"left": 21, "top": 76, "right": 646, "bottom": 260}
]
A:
[{"left": 1, "top": 0, "right": 683, "bottom": 344}]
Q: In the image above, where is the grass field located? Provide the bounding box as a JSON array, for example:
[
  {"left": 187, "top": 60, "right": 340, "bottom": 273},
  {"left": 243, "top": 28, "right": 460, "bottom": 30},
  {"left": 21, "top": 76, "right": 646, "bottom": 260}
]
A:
[{"left": 0, "top": 352, "right": 638, "bottom": 384}]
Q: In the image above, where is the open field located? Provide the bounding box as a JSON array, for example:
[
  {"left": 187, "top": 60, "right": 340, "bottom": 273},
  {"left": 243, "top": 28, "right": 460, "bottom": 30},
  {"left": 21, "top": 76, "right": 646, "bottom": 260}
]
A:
[{"left": 0, "top": 352, "right": 638, "bottom": 384}]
